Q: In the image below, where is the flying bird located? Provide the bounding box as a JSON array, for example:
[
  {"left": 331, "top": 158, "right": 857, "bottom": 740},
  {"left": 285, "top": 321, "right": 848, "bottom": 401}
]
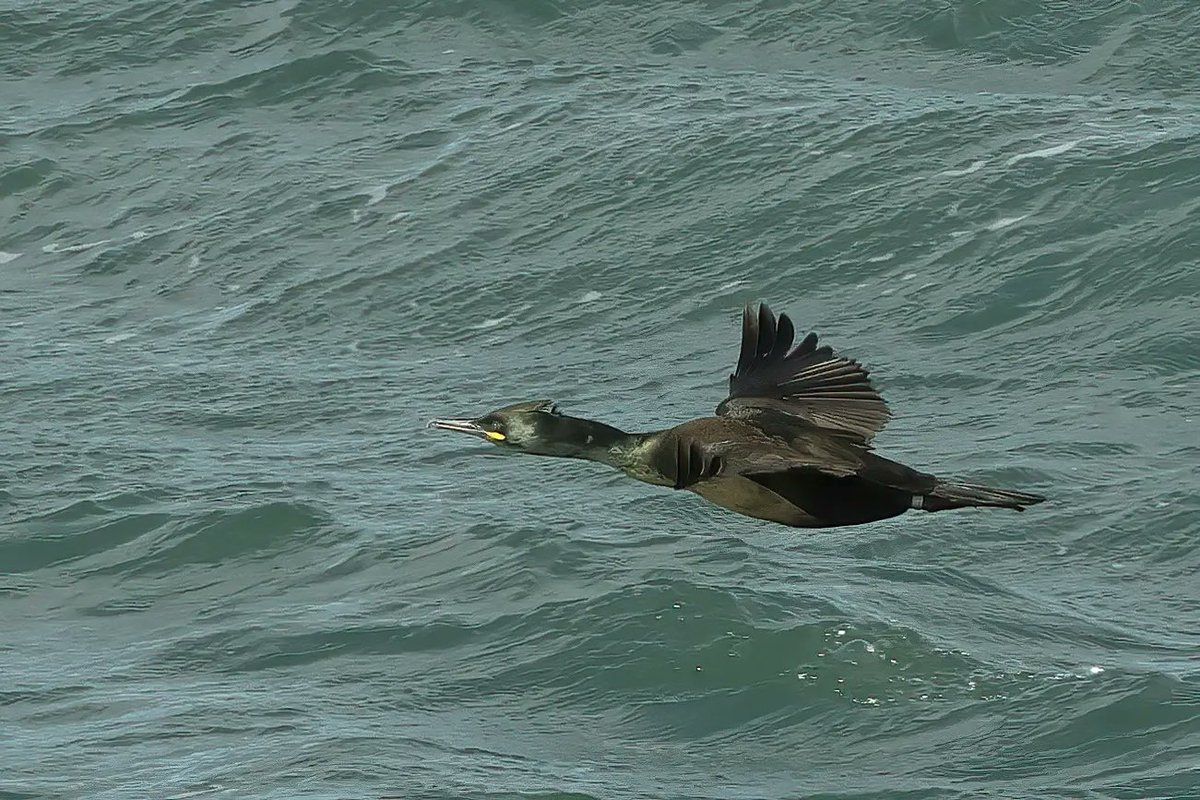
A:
[{"left": 428, "top": 303, "right": 1046, "bottom": 528}]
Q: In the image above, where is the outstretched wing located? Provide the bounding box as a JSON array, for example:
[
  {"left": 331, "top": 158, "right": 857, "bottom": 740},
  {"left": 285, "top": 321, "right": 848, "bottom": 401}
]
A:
[{"left": 715, "top": 303, "right": 892, "bottom": 443}]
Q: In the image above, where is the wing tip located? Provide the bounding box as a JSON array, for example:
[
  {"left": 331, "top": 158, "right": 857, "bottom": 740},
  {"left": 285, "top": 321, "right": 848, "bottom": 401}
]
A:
[
  {"left": 723, "top": 300, "right": 892, "bottom": 441},
  {"left": 736, "top": 301, "right": 810, "bottom": 372}
]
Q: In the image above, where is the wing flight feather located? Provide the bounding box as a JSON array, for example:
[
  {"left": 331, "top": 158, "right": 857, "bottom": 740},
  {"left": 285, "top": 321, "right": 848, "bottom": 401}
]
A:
[{"left": 716, "top": 303, "right": 891, "bottom": 442}]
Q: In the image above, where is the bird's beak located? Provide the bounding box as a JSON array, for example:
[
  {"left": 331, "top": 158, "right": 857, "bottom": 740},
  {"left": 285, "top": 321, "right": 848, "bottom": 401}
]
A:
[
  {"left": 428, "top": 417, "right": 485, "bottom": 436},
  {"left": 427, "top": 418, "right": 505, "bottom": 441}
]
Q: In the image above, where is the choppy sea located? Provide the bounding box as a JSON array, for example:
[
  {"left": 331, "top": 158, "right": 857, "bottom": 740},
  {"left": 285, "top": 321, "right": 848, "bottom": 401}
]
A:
[{"left": 3, "top": 2, "right": 1199, "bottom": 798}]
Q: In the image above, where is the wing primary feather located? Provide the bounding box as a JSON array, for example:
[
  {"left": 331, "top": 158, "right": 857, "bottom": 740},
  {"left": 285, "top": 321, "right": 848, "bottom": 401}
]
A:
[
  {"left": 737, "top": 304, "right": 757, "bottom": 376},
  {"left": 774, "top": 313, "right": 795, "bottom": 360},
  {"left": 757, "top": 304, "right": 776, "bottom": 359},
  {"left": 719, "top": 302, "right": 892, "bottom": 442}
]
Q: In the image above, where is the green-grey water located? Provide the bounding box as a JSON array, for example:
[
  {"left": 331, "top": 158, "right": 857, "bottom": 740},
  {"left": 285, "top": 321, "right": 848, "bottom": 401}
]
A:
[{"left": 3, "top": 2, "right": 1199, "bottom": 798}]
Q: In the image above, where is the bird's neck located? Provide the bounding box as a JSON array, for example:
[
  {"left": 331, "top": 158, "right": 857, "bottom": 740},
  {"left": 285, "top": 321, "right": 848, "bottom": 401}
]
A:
[{"left": 540, "top": 416, "right": 666, "bottom": 482}]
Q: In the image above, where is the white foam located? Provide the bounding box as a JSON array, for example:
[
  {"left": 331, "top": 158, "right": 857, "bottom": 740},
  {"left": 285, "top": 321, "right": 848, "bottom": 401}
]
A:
[
  {"left": 1088, "top": 665, "right": 1104, "bottom": 675},
  {"left": 103, "top": 332, "right": 136, "bottom": 344},
  {"left": 1005, "top": 140, "right": 1081, "bottom": 167},
  {"left": 867, "top": 252, "right": 895, "bottom": 263},
  {"left": 364, "top": 185, "right": 387, "bottom": 206},
  {"left": 388, "top": 211, "right": 410, "bottom": 223},
  {"left": 208, "top": 303, "right": 250, "bottom": 326},
  {"left": 579, "top": 290, "right": 602, "bottom": 303},
  {"left": 938, "top": 159, "right": 987, "bottom": 178},
  {"left": 351, "top": 209, "right": 362, "bottom": 223},
  {"left": 901, "top": 272, "right": 916, "bottom": 281},
  {"left": 168, "top": 784, "right": 223, "bottom": 799},
  {"left": 718, "top": 279, "right": 746, "bottom": 290},
  {"left": 43, "top": 239, "right": 111, "bottom": 254},
  {"left": 0, "top": 251, "right": 21, "bottom": 264},
  {"left": 470, "top": 316, "right": 510, "bottom": 330},
  {"left": 986, "top": 214, "right": 1030, "bottom": 231},
  {"left": 130, "top": 230, "right": 149, "bottom": 240}
]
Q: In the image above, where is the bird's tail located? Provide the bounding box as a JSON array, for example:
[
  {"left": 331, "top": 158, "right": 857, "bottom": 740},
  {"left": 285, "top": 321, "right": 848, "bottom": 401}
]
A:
[{"left": 916, "top": 480, "right": 1046, "bottom": 513}]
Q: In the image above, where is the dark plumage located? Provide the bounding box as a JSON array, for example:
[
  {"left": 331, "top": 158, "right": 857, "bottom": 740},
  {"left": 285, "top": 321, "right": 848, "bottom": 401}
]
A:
[{"left": 428, "top": 303, "right": 1046, "bottom": 528}]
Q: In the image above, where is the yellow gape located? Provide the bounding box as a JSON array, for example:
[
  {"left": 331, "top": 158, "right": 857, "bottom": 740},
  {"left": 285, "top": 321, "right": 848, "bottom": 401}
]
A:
[{"left": 484, "top": 431, "right": 507, "bottom": 441}]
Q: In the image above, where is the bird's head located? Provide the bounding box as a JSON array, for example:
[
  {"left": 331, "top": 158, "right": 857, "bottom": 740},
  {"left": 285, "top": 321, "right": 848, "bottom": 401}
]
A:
[{"left": 427, "top": 399, "right": 569, "bottom": 455}]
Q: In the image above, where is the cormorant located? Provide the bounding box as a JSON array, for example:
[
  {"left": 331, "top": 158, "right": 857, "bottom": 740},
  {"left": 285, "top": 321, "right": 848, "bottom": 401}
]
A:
[{"left": 428, "top": 303, "right": 1046, "bottom": 528}]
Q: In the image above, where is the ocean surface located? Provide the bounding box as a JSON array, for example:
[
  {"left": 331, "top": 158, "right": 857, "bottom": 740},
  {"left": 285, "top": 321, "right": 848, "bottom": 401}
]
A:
[{"left": 3, "top": 2, "right": 1199, "bottom": 798}]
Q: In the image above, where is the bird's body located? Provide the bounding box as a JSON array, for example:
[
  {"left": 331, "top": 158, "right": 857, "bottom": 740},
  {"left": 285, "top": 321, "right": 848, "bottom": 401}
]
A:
[{"left": 429, "top": 303, "right": 1045, "bottom": 528}]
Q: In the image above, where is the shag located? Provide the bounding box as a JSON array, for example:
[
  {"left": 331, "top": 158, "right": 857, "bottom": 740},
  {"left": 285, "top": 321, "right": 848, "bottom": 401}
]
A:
[{"left": 428, "top": 303, "right": 1046, "bottom": 528}]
